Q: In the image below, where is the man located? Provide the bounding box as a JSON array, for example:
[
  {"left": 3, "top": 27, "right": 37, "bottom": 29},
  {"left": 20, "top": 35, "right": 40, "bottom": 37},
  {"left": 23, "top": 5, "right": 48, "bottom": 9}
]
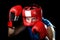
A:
[
  {"left": 22, "top": 5, "right": 55, "bottom": 40},
  {"left": 8, "top": 4, "right": 55, "bottom": 40}
]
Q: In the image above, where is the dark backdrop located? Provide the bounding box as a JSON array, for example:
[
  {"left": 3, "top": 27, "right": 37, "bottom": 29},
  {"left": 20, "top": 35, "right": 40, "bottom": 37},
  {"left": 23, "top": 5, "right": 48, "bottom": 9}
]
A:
[{"left": 0, "top": 0, "right": 58, "bottom": 40}]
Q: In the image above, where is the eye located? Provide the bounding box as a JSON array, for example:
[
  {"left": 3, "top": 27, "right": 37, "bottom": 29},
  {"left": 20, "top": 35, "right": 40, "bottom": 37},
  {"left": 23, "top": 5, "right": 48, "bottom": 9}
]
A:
[
  {"left": 26, "top": 17, "right": 30, "bottom": 21},
  {"left": 32, "top": 17, "right": 37, "bottom": 22},
  {"left": 26, "top": 17, "right": 31, "bottom": 23}
]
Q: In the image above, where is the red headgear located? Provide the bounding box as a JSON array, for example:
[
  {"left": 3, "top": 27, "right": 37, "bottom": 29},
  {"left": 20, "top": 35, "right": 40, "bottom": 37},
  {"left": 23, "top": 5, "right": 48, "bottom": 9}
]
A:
[{"left": 22, "top": 6, "right": 43, "bottom": 27}]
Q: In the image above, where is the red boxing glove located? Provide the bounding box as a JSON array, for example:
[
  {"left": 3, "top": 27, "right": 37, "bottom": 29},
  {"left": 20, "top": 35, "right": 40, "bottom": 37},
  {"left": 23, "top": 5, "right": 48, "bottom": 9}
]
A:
[
  {"left": 32, "top": 21, "right": 47, "bottom": 39},
  {"left": 9, "top": 5, "right": 22, "bottom": 16},
  {"left": 8, "top": 5, "right": 22, "bottom": 27},
  {"left": 8, "top": 21, "right": 12, "bottom": 28}
]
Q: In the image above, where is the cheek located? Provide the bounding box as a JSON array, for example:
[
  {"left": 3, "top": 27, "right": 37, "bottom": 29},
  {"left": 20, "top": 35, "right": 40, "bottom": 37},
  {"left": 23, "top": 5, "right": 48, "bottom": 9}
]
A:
[
  {"left": 32, "top": 18, "right": 38, "bottom": 22},
  {"left": 32, "top": 19, "right": 36, "bottom": 22}
]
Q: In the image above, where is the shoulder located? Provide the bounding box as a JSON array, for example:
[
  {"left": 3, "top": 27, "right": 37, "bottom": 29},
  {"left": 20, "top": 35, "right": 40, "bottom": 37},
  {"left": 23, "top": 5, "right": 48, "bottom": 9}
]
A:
[{"left": 42, "top": 17, "right": 55, "bottom": 28}]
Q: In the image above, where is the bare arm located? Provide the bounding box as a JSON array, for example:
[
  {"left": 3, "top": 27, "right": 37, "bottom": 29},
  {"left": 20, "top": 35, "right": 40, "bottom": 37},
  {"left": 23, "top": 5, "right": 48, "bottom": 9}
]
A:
[
  {"left": 8, "top": 26, "right": 26, "bottom": 37},
  {"left": 8, "top": 27, "right": 15, "bottom": 37},
  {"left": 46, "top": 26, "right": 55, "bottom": 40}
]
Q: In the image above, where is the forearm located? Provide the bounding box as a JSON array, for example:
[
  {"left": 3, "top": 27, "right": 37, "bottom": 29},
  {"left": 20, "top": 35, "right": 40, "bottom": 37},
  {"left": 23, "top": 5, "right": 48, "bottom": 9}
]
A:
[
  {"left": 8, "top": 26, "right": 26, "bottom": 37},
  {"left": 8, "top": 27, "right": 15, "bottom": 37}
]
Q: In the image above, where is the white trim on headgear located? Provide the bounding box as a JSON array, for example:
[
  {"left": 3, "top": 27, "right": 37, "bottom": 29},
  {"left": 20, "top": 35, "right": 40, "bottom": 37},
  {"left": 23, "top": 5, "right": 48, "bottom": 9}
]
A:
[{"left": 25, "top": 10, "right": 31, "bottom": 17}]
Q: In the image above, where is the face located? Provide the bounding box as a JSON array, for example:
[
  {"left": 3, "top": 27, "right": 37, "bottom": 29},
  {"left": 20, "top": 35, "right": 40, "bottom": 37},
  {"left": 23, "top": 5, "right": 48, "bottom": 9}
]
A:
[{"left": 25, "top": 17, "right": 37, "bottom": 23}]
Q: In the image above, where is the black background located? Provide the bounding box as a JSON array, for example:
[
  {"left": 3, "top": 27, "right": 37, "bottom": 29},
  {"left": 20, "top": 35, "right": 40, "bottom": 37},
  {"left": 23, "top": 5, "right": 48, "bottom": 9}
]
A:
[{"left": 0, "top": 0, "right": 58, "bottom": 40}]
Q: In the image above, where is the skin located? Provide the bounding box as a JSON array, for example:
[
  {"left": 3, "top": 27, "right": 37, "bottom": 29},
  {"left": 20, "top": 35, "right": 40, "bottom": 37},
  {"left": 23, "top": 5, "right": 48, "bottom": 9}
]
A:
[
  {"left": 26, "top": 17, "right": 55, "bottom": 40},
  {"left": 46, "top": 26, "right": 55, "bottom": 40},
  {"left": 8, "top": 25, "right": 26, "bottom": 37},
  {"left": 14, "top": 26, "right": 26, "bottom": 35},
  {"left": 8, "top": 27, "right": 15, "bottom": 37},
  {"left": 8, "top": 25, "right": 55, "bottom": 40},
  {"left": 8, "top": 17, "right": 55, "bottom": 40}
]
